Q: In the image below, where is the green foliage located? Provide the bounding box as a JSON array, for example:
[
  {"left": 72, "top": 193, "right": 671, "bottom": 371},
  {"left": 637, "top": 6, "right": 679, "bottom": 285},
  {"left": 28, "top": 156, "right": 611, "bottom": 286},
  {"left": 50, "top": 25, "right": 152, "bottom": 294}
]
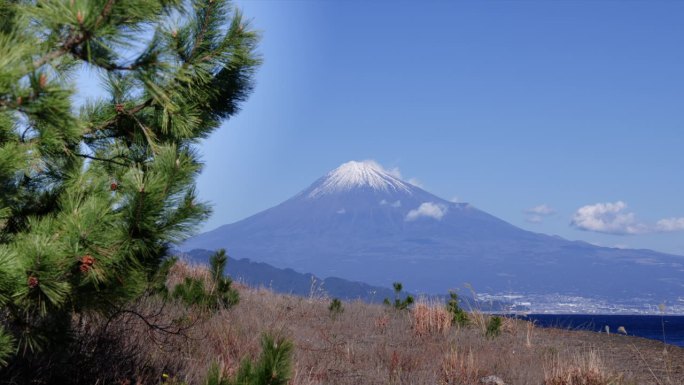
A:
[
  {"left": 328, "top": 298, "right": 343, "bottom": 318},
  {"left": 173, "top": 277, "right": 210, "bottom": 307},
  {"left": 0, "top": 327, "right": 14, "bottom": 367},
  {"left": 486, "top": 316, "right": 503, "bottom": 338},
  {"left": 0, "top": 0, "right": 259, "bottom": 366},
  {"left": 383, "top": 281, "right": 414, "bottom": 311},
  {"left": 393, "top": 282, "right": 403, "bottom": 293},
  {"left": 211, "top": 249, "right": 240, "bottom": 308},
  {"left": 446, "top": 291, "right": 469, "bottom": 327},
  {"left": 172, "top": 249, "right": 239, "bottom": 310},
  {"left": 205, "top": 333, "right": 293, "bottom": 385}
]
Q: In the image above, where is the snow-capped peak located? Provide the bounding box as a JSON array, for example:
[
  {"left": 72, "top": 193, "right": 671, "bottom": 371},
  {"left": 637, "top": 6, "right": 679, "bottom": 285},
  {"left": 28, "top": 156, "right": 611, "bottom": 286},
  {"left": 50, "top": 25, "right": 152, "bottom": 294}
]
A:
[{"left": 308, "top": 160, "right": 414, "bottom": 198}]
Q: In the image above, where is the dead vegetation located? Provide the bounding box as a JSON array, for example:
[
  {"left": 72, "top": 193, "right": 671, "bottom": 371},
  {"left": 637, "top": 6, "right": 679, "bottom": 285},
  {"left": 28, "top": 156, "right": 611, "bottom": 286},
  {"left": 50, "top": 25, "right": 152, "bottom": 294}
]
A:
[
  {"left": 5, "top": 261, "right": 682, "bottom": 385},
  {"left": 159, "top": 286, "right": 684, "bottom": 385}
]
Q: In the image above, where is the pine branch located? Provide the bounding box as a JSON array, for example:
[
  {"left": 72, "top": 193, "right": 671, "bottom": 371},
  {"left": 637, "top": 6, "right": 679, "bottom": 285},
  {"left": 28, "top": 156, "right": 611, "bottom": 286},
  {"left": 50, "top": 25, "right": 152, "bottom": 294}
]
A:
[
  {"left": 94, "top": 0, "right": 117, "bottom": 30},
  {"left": 73, "top": 152, "right": 128, "bottom": 167},
  {"left": 20, "top": 126, "right": 31, "bottom": 142},
  {"left": 32, "top": 35, "right": 81, "bottom": 69},
  {"left": 85, "top": 98, "right": 153, "bottom": 135},
  {"left": 32, "top": 0, "right": 118, "bottom": 69},
  {"left": 100, "top": 298, "right": 199, "bottom": 348},
  {"left": 187, "top": 0, "right": 218, "bottom": 62},
  {"left": 132, "top": 114, "right": 159, "bottom": 154},
  {"left": 72, "top": 56, "right": 139, "bottom": 72}
]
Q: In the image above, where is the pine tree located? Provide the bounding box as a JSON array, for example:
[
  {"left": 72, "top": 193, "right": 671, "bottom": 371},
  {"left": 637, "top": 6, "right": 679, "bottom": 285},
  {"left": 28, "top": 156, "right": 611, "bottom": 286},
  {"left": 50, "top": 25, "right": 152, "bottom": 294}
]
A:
[
  {"left": 172, "top": 248, "right": 239, "bottom": 310},
  {"left": 446, "top": 291, "right": 468, "bottom": 327},
  {"left": 383, "top": 281, "right": 414, "bottom": 310},
  {"left": 205, "top": 333, "right": 293, "bottom": 385},
  {"left": 0, "top": 0, "right": 260, "bottom": 365}
]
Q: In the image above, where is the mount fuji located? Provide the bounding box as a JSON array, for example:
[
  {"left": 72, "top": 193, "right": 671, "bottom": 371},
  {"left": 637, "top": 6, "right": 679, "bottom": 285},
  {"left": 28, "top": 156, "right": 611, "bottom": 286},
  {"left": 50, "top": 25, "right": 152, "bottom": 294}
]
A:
[{"left": 183, "top": 160, "right": 684, "bottom": 309}]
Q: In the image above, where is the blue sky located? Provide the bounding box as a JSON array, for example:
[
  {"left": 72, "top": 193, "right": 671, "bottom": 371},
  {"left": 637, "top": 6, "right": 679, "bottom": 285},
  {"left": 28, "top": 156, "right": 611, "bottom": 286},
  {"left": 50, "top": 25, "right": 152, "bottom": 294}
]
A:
[{"left": 80, "top": 1, "right": 684, "bottom": 255}]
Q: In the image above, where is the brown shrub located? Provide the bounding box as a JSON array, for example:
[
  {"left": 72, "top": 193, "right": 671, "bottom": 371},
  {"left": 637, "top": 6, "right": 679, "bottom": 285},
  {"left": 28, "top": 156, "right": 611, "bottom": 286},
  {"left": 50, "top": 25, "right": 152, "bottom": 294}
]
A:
[
  {"left": 439, "top": 348, "right": 484, "bottom": 385},
  {"left": 544, "top": 349, "right": 626, "bottom": 385},
  {"left": 412, "top": 299, "right": 451, "bottom": 336}
]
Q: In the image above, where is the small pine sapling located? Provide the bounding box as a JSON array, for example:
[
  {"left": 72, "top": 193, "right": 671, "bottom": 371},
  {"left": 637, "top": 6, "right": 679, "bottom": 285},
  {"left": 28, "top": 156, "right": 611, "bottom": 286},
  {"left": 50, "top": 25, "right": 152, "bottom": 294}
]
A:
[
  {"left": 210, "top": 249, "right": 240, "bottom": 308},
  {"left": 446, "top": 291, "right": 469, "bottom": 327},
  {"left": 205, "top": 333, "right": 293, "bottom": 385},
  {"left": 172, "top": 249, "right": 239, "bottom": 310},
  {"left": 328, "top": 298, "right": 344, "bottom": 319},
  {"left": 383, "top": 282, "right": 414, "bottom": 310},
  {"left": 173, "top": 277, "right": 211, "bottom": 308},
  {"left": 485, "top": 316, "right": 503, "bottom": 338}
]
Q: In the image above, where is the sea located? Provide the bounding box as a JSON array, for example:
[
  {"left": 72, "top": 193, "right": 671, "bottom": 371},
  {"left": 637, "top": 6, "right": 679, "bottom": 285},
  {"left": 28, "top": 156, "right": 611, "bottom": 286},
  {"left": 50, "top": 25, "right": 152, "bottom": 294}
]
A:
[{"left": 509, "top": 314, "right": 684, "bottom": 348}]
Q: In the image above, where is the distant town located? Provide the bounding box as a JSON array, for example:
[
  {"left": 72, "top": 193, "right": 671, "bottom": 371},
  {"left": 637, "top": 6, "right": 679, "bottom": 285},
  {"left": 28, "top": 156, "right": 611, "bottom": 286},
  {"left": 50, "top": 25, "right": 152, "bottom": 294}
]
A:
[{"left": 479, "top": 292, "right": 684, "bottom": 315}]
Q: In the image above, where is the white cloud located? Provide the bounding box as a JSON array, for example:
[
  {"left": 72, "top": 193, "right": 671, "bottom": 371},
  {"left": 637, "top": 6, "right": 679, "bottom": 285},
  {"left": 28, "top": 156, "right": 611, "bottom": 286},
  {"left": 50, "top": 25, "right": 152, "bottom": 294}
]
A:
[
  {"left": 368, "top": 162, "right": 400, "bottom": 179},
  {"left": 408, "top": 178, "right": 424, "bottom": 188},
  {"left": 373, "top": 163, "right": 423, "bottom": 188},
  {"left": 406, "top": 202, "right": 448, "bottom": 221},
  {"left": 336, "top": 208, "right": 346, "bottom": 214},
  {"left": 450, "top": 196, "right": 461, "bottom": 203},
  {"left": 524, "top": 203, "right": 556, "bottom": 224},
  {"left": 655, "top": 217, "right": 684, "bottom": 232},
  {"left": 380, "top": 199, "right": 402, "bottom": 207},
  {"left": 571, "top": 201, "right": 684, "bottom": 235},
  {"left": 571, "top": 201, "right": 648, "bottom": 235},
  {"left": 385, "top": 167, "right": 402, "bottom": 179},
  {"left": 349, "top": 160, "right": 403, "bottom": 179},
  {"left": 526, "top": 204, "right": 556, "bottom": 215}
]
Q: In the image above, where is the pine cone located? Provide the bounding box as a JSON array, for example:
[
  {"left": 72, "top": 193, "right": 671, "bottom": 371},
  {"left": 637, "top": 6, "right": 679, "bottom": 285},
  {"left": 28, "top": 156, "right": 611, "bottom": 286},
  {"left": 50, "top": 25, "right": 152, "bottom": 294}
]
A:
[
  {"left": 81, "top": 254, "right": 95, "bottom": 266},
  {"left": 27, "top": 276, "right": 39, "bottom": 288},
  {"left": 80, "top": 255, "right": 95, "bottom": 273}
]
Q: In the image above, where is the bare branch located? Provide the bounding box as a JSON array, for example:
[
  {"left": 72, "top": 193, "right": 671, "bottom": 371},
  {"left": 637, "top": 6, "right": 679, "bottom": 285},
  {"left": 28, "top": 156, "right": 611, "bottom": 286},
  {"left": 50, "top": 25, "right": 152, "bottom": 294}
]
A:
[{"left": 73, "top": 152, "right": 128, "bottom": 167}]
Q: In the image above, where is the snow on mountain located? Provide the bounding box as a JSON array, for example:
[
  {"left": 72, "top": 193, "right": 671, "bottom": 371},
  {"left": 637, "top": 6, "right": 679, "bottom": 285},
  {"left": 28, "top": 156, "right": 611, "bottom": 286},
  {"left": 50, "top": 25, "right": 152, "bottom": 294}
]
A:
[{"left": 307, "top": 160, "right": 413, "bottom": 198}]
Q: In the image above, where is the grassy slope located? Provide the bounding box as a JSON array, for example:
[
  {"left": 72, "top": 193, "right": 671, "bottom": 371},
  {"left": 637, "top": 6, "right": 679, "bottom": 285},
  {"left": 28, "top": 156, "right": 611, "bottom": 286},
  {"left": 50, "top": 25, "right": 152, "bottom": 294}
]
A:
[{"left": 108, "top": 262, "right": 682, "bottom": 385}]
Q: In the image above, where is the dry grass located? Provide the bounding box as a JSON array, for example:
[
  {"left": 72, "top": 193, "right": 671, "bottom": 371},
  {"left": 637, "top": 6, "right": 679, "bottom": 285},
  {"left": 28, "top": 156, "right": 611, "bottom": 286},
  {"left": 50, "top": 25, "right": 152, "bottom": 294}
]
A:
[
  {"left": 167, "top": 259, "right": 213, "bottom": 287},
  {"left": 411, "top": 298, "right": 452, "bottom": 336},
  {"left": 17, "top": 261, "right": 681, "bottom": 385},
  {"left": 129, "top": 286, "right": 683, "bottom": 384},
  {"left": 543, "top": 349, "right": 626, "bottom": 385},
  {"left": 438, "top": 347, "right": 483, "bottom": 385}
]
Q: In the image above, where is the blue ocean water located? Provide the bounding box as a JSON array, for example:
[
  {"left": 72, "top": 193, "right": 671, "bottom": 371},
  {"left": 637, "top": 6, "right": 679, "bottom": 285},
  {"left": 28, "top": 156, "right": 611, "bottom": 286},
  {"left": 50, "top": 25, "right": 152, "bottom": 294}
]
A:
[{"left": 512, "top": 314, "right": 684, "bottom": 347}]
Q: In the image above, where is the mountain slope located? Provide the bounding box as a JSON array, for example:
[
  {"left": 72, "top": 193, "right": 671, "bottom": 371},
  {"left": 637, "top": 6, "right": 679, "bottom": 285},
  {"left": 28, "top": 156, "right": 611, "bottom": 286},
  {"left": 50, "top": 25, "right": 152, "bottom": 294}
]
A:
[
  {"left": 182, "top": 248, "right": 397, "bottom": 302},
  {"left": 182, "top": 161, "right": 684, "bottom": 307}
]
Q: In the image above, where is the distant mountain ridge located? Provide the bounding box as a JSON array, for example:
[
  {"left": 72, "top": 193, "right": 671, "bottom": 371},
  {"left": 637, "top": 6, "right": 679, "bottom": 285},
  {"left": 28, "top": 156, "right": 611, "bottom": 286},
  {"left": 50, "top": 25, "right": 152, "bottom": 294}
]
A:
[
  {"left": 181, "top": 248, "right": 503, "bottom": 310},
  {"left": 182, "top": 248, "right": 396, "bottom": 302},
  {"left": 183, "top": 160, "right": 684, "bottom": 309}
]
